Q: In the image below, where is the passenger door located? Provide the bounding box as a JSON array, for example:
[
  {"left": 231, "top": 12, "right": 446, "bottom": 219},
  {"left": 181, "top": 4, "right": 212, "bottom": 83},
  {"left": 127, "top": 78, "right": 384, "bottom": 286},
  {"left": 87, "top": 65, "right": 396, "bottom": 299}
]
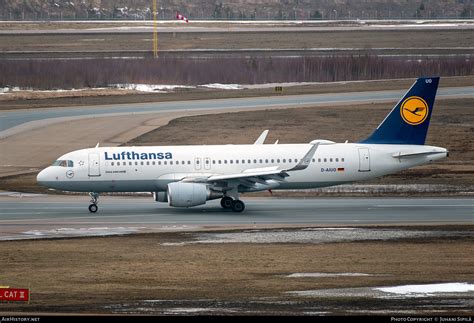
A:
[
  {"left": 88, "top": 153, "right": 101, "bottom": 176},
  {"left": 358, "top": 148, "right": 371, "bottom": 172}
]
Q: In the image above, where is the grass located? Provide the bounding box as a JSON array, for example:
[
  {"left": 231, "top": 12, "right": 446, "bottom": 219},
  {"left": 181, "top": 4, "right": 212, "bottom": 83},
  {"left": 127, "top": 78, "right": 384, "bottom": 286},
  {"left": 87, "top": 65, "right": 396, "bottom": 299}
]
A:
[{"left": 0, "top": 226, "right": 472, "bottom": 314}]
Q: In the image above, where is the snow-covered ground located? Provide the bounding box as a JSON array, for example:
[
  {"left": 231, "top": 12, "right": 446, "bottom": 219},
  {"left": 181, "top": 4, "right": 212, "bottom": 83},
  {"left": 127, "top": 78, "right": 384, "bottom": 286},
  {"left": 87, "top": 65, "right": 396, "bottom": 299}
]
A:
[
  {"left": 0, "top": 80, "right": 387, "bottom": 94},
  {"left": 287, "top": 273, "right": 373, "bottom": 278},
  {"left": 161, "top": 228, "right": 471, "bottom": 245},
  {"left": 21, "top": 226, "right": 145, "bottom": 239},
  {"left": 112, "top": 84, "right": 195, "bottom": 92},
  {"left": 376, "top": 283, "right": 474, "bottom": 296},
  {"left": 289, "top": 282, "right": 474, "bottom": 299}
]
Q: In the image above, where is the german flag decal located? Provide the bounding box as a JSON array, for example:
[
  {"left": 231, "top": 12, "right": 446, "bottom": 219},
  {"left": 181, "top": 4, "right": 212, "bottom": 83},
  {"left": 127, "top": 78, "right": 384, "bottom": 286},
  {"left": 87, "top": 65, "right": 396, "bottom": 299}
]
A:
[{"left": 337, "top": 168, "right": 345, "bottom": 172}]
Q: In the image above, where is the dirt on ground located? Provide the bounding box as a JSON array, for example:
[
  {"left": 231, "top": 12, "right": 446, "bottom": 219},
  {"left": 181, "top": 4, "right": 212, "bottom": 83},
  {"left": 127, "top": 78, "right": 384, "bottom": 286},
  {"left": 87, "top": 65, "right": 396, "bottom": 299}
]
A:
[
  {"left": 2, "top": 29, "right": 473, "bottom": 53},
  {"left": 0, "top": 226, "right": 472, "bottom": 315}
]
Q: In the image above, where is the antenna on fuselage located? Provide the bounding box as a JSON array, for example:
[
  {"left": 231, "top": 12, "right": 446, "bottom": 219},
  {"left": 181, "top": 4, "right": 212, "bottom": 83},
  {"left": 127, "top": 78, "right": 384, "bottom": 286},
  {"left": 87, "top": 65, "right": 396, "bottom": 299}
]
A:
[{"left": 95, "top": 142, "right": 100, "bottom": 148}]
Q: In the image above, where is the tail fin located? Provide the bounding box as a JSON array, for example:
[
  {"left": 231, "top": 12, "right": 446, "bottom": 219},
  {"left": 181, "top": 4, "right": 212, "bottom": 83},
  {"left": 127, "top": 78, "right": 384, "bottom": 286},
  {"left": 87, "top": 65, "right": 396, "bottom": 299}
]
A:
[{"left": 360, "top": 77, "right": 439, "bottom": 145}]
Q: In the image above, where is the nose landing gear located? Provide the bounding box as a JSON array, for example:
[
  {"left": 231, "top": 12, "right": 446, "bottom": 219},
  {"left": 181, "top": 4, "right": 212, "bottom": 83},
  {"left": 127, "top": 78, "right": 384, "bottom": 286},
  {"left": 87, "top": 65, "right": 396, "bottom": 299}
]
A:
[{"left": 88, "top": 192, "right": 99, "bottom": 213}]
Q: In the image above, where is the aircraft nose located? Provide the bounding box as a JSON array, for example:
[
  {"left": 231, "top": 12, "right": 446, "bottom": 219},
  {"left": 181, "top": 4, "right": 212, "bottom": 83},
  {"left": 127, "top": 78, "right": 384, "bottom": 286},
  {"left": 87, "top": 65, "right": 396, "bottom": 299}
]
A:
[{"left": 37, "top": 167, "right": 52, "bottom": 186}]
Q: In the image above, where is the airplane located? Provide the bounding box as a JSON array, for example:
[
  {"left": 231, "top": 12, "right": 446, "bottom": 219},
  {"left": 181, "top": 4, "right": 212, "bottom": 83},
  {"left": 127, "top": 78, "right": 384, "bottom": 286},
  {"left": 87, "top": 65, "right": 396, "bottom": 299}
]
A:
[{"left": 37, "top": 77, "right": 448, "bottom": 213}]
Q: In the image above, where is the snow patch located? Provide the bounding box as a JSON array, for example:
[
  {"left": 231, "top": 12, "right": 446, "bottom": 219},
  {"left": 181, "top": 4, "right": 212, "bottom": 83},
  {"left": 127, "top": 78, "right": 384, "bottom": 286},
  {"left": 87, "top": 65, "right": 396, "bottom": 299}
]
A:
[
  {"left": 376, "top": 283, "right": 474, "bottom": 296},
  {"left": 287, "top": 272, "right": 372, "bottom": 278},
  {"left": 193, "top": 228, "right": 469, "bottom": 245},
  {"left": 201, "top": 83, "right": 242, "bottom": 90},
  {"left": 113, "top": 84, "right": 195, "bottom": 93},
  {"left": 161, "top": 242, "right": 187, "bottom": 247},
  {"left": 22, "top": 227, "right": 145, "bottom": 238},
  {"left": 288, "top": 283, "right": 474, "bottom": 299}
]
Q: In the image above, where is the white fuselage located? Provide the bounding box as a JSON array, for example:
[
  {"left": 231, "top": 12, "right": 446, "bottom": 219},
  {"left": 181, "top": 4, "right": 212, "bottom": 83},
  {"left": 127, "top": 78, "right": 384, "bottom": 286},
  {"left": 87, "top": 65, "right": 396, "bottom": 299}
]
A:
[{"left": 37, "top": 143, "right": 448, "bottom": 193}]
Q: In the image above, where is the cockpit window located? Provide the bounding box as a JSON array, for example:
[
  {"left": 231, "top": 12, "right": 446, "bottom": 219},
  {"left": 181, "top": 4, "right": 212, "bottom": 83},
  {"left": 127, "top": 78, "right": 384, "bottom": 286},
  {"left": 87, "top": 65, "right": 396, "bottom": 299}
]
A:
[{"left": 52, "top": 160, "right": 73, "bottom": 167}]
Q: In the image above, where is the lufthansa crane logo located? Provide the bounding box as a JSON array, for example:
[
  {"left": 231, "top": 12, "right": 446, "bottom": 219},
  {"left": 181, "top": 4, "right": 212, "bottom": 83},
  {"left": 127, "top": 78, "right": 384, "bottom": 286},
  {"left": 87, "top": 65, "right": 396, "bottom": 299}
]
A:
[{"left": 400, "top": 96, "right": 429, "bottom": 125}]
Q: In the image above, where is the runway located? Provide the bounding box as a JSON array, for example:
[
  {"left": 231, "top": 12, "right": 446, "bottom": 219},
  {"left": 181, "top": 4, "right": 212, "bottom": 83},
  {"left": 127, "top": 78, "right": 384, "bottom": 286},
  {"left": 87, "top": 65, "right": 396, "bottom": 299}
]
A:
[
  {"left": 1, "top": 20, "right": 473, "bottom": 34},
  {"left": 0, "top": 195, "right": 472, "bottom": 240}
]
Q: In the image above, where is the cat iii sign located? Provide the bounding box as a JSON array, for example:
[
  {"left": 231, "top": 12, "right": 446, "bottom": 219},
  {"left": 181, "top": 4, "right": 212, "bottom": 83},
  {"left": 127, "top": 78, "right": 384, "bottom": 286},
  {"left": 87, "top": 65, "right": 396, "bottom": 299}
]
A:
[{"left": 0, "top": 288, "right": 30, "bottom": 302}]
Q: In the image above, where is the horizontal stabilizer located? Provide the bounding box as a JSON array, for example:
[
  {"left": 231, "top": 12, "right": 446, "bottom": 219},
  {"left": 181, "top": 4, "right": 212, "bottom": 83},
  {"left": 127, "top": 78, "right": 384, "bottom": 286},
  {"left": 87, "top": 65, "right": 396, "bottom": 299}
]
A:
[{"left": 392, "top": 148, "right": 448, "bottom": 158}]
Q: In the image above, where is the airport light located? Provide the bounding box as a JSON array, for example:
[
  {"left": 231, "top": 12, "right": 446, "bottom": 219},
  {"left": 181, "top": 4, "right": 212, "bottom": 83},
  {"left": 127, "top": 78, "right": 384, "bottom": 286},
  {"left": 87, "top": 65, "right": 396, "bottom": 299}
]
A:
[{"left": 153, "top": 0, "right": 158, "bottom": 58}]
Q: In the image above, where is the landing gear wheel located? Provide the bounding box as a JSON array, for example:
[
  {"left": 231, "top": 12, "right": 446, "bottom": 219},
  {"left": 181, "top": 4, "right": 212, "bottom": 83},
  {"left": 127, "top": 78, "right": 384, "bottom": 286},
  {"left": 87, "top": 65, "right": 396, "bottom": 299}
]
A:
[
  {"left": 231, "top": 200, "right": 245, "bottom": 213},
  {"left": 88, "top": 204, "right": 98, "bottom": 213},
  {"left": 220, "top": 196, "right": 234, "bottom": 209},
  {"left": 88, "top": 192, "right": 99, "bottom": 213}
]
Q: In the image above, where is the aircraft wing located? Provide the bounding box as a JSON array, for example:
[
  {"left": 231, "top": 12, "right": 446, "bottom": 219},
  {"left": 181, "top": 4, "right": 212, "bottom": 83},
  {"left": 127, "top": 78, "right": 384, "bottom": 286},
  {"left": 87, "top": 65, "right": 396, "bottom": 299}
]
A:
[{"left": 182, "top": 143, "right": 319, "bottom": 190}]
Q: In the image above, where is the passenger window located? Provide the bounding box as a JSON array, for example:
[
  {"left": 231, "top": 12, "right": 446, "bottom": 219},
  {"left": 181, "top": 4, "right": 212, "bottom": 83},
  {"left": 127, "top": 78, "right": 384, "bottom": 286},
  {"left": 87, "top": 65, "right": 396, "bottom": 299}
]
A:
[
  {"left": 212, "top": 160, "right": 216, "bottom": 164},
  {"left": 259, "top": 159, "right": 263, "bottom": 164},
  {"left": 324, "top": 158, "right": 327, "bottom": 162},
  {"left": 265, "top": 159, "right": 268, "bottom": 163},
  {"left": 277, "top": 159, "right": 280, "bottom": 163},
  {"left": 342, "top": 158, "right": 345, "bottom": 162},
  {"left": 117, "top": 162, "right": 120, "bottom": 166},
  {"left": 230, "top": 160, "right": 233, "bottom": 164},
  {"left": 242, "top": 160, "right": 245, "bottom": 164},
  {"left": 283, "top": 159, "right": 286, "bottom": 163},
  {"left": 289, "top": 159, "right": 292, "bottom": 163},
  {"left": 111, "top": 162, "right": 114, "bottom": 166},
  {"left": 146, "top": 161, "right": 150, "bottom": 166},
  {"left": 224, "top": 160, "right": 227, "bottom": 164},
  {"left": 141, "top": 161, "right": 144, "bottom": 165},
  {"left": 335, "top": 158, "right": 339, "bottom": 162},
  {"left": 312, "top": 158, "right": 315, "bottom": 162},
  {"left": 330, "top": 158, "right": 333, "bottom": 162},
  {"left": 158, "top": 161, "right": 161, "bottom": 165},
  {"left": 253, "top": 159, "right": 257, "bottom": 163},
  {"left": 236, "top": 160, "right": 239, "bottom": 164},
  {"left": 129, "top": 162, "right": 132, "bottom": 166},
  {"left": 152, "top": 161, "right": 155, "bottom": 165},
  {"left": 170, "top": 161, "right": 173, "bottom": 165},
  {"left": 135, "top": 161, "right": 138, "bottom": 166},
  {"left": 164, "top": 161, "right": 167, "bottom": 165},
  {"left": 249, "top": 159, "right": 252, "bottom": 164},
  {"left": 318, "top": 158, "right": 321, "bottom": 162},
  {"left": 218, "top": 160, "right": 222, "bottom": 164}
]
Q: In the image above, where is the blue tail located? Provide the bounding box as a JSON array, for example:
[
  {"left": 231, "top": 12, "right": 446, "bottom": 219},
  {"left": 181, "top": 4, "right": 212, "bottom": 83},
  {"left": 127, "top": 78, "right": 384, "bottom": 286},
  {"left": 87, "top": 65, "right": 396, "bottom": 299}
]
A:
[{"left": 360, "top": 77, "right": 439, "bottom": 145}]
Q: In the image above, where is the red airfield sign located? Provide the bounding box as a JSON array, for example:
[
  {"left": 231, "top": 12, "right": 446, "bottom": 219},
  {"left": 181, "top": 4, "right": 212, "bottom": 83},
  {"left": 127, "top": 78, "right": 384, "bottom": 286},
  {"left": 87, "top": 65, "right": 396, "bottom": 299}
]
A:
[{"left": 0, "top": 288, "right": 30, "bottom": 302}]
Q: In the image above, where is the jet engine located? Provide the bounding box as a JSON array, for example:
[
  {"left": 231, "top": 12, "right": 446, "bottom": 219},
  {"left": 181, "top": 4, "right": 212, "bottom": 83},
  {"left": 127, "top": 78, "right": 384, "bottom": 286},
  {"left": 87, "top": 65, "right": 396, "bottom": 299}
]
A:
[{"left": 167, "top": 182, "right": 223, "bottom": 207}]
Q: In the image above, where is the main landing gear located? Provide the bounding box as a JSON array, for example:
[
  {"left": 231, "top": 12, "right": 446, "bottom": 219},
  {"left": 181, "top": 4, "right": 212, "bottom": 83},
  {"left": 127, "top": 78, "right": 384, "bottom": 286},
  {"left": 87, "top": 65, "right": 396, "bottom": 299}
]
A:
[
  {"left": 220, "top": 196, "right": 245, "bottom": 213},
  {"left": 88, "top": 192, "right": 99, "bottom": 213}
]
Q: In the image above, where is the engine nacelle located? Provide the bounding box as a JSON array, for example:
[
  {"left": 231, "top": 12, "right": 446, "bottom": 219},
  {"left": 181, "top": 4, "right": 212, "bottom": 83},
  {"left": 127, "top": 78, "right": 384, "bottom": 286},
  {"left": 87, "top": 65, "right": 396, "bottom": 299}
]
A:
[
  {"left": 167, "top": 182, "right": 223, "bottom": 207},
  {"left": 153, "top": 191, "right": 168, "bottom": 203}
]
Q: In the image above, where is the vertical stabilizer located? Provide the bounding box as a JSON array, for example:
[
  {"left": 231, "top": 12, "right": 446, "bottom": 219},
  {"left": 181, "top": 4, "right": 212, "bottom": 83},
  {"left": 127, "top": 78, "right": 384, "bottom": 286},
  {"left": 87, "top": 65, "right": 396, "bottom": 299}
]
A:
[{"left": 360, "top": 77, "right": 439, "bottom": 145}]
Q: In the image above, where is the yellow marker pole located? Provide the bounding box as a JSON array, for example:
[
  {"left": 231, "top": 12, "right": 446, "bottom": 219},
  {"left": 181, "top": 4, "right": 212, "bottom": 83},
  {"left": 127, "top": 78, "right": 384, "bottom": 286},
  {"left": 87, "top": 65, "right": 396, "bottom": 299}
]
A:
[{"left": 153, "top": 0, "right": 158, "bottom": 58}]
